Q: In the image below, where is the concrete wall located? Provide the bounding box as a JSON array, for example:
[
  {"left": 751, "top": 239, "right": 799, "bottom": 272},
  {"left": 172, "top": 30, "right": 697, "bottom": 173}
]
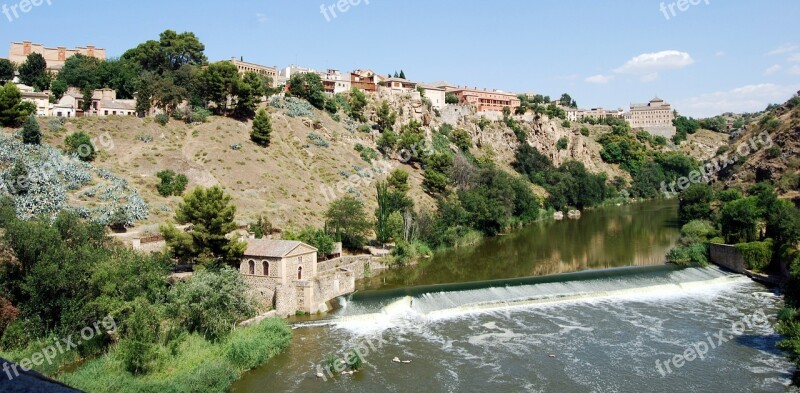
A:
[{"left": 709, "top": 243, "right": 747, "bottom": 273}]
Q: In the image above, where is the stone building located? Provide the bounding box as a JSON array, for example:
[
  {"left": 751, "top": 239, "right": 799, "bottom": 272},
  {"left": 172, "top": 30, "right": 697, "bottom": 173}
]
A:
[
  {"left": 418, "top": 83, "right": 446, "bottom": 110},
  {"left": 8, "top": 41, "right": 105, "bottom": 72},
  {"left": 227, "top": 57, "right": 278, "bottom": 87},
  {"left": 441, "top": 84, "right": 521, "bottom": 113},
  {"left": 52, "top": 88, "right": 136, "bottom": 118},
  {"left": 625, "top": 97, "right": 677, "bottom": 138},
  {"left": 17, "top": 84, "right": 50, "bottom": 116},
  {"left": 239, "top": 239, "right": 367, "bottom": 317}
]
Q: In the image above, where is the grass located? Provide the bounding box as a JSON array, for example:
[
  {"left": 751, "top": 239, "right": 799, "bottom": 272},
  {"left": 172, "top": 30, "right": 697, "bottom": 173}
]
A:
[{"left": 60, "top": 318, "right": 291, "bottom": 393}]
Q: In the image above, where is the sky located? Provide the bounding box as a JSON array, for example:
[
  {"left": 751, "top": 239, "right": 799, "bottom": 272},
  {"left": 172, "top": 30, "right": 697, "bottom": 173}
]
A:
[{"left": 1, "top": 0, "right": 798, "bottom": 117}]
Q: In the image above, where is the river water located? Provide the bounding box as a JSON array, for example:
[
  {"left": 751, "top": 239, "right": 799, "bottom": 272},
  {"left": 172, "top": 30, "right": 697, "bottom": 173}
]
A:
[{"left": 232, "top": 200, "right": 794, "bottom": 392}]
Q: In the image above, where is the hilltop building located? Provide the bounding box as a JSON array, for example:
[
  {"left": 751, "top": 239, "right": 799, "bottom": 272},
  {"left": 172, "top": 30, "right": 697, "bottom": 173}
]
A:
[
  {"left": 8, "top": 41, "right": 105, "bottom": 72},
  {"left": 625, "top": 97, "right": 676, "bottom": 137},
  {"left": 418, "top": 83, "right": 446, "bottom": 110},
  {"left": 227, "top": 57, "right": 278, "bottom": 87},
  {"left": 440, "top": 84, "right": 521, "bottom": 113},
  {"left": 319, "top": 69, "right": 351, "bottom": 94}
]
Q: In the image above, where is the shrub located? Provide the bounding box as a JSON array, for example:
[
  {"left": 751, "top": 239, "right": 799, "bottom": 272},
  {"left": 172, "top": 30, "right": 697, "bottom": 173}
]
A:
[
  {"left": 156, "top": 170, "right": 189, "bottom": 197},
  {"left": 556, "top": 137, "right": 569, "bottom": 151},
  {"left": 155, "top": 113, "right": 170, "bottom": 126},
  {"left": 307, "top": 133, "right": 329, "bottom": 148},
  {"left": 135, "top": 134, "right": 153, "bottom": 143},
  {"left": 766, "top": 146, "right": 782, "bottom": 159},
  {"left": 580, "top": 127, "right": 590, "bottom": 137},
  {"left": 561, "top": 120, "right": 571, "bottom": 128},
  {"left": 188, "top": 107, "right": 211, "bottom": 123},
  {"left": 225, "top": 318, "right": 292, "bottom": 370},
  {"left": 667, "top": 243, "right": 709, "bottom": 266},
  {"left": 681, "top": 220, "right": 718, "bottom": 243},
  {"left": 64, "top": 131, "right": 96, "bottom": 161},
  {"left": 21, "top": 114, "right": 41, "bottom": 145},
  {"left": 736, "top": 240, "right": 774, "bottom": 272},
  {"left": 450, "top": 129, "right": 472, "bottom": 151}
]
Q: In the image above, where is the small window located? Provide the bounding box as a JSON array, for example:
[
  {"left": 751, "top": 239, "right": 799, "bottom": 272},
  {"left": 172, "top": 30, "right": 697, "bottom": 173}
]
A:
[
  {"left": 262, "top": 261, "right": 269, "bottom": 276},
  {"left": 297, "top": 266, "right": 303, "bottom": 280},
  {"left": 248, "top": 260, "right": 255, "bottom": 275}
]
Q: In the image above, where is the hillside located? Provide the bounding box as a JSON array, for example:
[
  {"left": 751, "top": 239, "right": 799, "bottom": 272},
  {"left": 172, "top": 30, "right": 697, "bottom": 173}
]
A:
[
  {"left": 7, "top": 95, "right": 724, "bottom": 233},
  {"left": 717, "top": 94, "right": 800, "bottom": 200}
]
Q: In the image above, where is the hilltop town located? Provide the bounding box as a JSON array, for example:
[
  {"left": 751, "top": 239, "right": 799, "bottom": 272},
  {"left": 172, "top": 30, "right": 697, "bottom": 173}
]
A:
[{"left": 8, "top": 40, "right": 679, "bottom": 137}]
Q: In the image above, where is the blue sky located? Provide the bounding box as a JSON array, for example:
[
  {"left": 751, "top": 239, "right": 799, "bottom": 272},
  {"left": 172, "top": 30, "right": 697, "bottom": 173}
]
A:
[{"left": 1, "top": 0, "right": 798, "bottom": 117}]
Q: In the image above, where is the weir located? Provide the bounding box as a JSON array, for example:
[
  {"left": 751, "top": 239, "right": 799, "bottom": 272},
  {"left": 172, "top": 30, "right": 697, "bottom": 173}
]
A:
[{"left": 298, "top": 265, "right": 752, "bottom": 331}]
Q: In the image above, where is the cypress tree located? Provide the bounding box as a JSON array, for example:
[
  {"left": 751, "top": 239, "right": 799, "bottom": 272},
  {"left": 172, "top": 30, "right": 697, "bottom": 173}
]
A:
[
  {"left": 21, "top": 114, "right": 41, "bottom": 145},
  {"left": 251, "top": 108, "right": 272, "bottom": 147}
]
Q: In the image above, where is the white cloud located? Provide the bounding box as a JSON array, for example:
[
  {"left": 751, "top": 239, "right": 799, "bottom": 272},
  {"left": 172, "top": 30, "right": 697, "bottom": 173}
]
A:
[
  {"left": 256, "top": 13, "right": 268, "bottom": 23},
  {"left": 585, "top": 74, "right": 614, "bottom": 84},
  {"left": 715, "top": 51, "right": 726, "bottom": 57},
  {"left": 676, "top": 83, "right": 800, "bottom": 118},
  {"left": 767, "top": 43, "right": 798, "bottom": 56},
  {"left": 789, "top": 53, "right": 800, "bottom": 63},
  {"left": 640, "top": 73, "right": 659, "bottom": 83},
  {"left": 764, "top": 64, "right": 782, "bottom": 75},
  {"left": 789, "top": 65, "right": 800, "bottom": 76},
  {"left": 613, "top": 50, "right": 694, "bottom": 81}
]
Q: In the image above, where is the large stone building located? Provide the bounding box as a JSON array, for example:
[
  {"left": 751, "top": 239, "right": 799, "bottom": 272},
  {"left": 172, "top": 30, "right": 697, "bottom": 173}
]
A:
[
  {"left": 238, "top": 239, "right": 361, "bottom": 317},
  {"left": 227, "top": 57, "right": 278, "bottom": 87},
  {"left": 9, "top": 41, "right": 106, "bottom": 72},
  {"left": 625, "top": 97, "right": 677, "bottom": 137},
  {"left": 418, "top": 83, "right": 446, "bottom": 110},
  {"left": 441, "top": 84, "right": 521, "bottom": 113}
]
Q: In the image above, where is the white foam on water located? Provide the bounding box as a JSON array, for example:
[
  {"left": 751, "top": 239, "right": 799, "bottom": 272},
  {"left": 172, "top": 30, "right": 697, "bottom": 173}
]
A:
[{"left": 324, "top": 267, "right": 755, "bottom": 334}]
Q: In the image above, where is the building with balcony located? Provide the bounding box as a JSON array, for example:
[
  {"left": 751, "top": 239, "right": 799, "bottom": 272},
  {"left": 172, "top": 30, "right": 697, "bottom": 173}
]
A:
[{"left": 441, "top": 85, "right": 521, "bottom": 113}]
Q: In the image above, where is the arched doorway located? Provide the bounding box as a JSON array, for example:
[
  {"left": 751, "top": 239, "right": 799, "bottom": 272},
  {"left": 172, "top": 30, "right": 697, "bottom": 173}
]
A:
[{"left": 297, "top": 266, "right": 303, "bottom": 280}]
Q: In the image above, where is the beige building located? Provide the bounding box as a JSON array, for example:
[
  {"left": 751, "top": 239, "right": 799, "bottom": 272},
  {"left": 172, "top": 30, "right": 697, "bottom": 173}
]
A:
[
  {"left": 17, "top": 84, "right": 50, "bottom": 116},
  {"left": 442, "top": 85, "right": 521, "bottom": 113},
  {"left": 53, "top": 87, "right": 136, "bottom": 118},
  {"left": 319, "top": 69, "right": 351, "bottom": 94},
  {"left": 418, "top": 83, "right": 446, "bottom": 110},
  {"left": 625, "top": 97, "right": 676, "bottom": 137},
  {"left": 380, "top": 77, "right": 417, "bottom": 95},
  {"left": 228, "top": 58, "right": 278, "bottom": 87},
  {"left": 9, "top": 41, "right": 106, "bottom": 72},
  {"left": 238, "top": 239, "right": 367, "bottom": 317}
]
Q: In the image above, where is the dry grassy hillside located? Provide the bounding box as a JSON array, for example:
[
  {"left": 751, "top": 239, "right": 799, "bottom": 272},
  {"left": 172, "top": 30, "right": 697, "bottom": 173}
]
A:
[
  {"left": 41, "top": 105, "right": 434, "bottom": 232},
  {"left": 32, "top": 95, "right": 728, "bottom": 233},
  {"left": 719, "top": 96, "right": 800, "bottom": 199}
]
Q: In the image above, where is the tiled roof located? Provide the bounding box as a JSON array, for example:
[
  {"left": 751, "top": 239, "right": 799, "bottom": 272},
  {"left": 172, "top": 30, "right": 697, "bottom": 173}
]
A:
[
  {"left": 99, "top": 99, "right": 135, "bottom": 110},
  {"left": 244, "top": 239, "right": 316, "bottom": 258}
]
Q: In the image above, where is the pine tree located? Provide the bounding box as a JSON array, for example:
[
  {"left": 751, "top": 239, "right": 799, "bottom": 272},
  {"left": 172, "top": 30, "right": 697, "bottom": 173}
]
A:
[
  {"left": 399, "top": 70, "right": 406, "bottom": 79},
  {"left": 21, "top": 114, "right": 41, "bottom": 145},
  {"left": 251, "top": 108, "right": 272, "bottom": 147}
]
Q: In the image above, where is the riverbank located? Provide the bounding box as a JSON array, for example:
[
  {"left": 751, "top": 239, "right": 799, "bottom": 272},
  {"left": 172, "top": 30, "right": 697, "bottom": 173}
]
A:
[{"left": 59, "top": 318, "right": 291, "bottom": 393}]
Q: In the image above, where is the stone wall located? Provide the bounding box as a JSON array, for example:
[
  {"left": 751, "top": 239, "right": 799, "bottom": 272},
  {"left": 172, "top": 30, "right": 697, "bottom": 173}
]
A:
[{"left": 709, "top": 243, "right": 747, "bottom": 273}]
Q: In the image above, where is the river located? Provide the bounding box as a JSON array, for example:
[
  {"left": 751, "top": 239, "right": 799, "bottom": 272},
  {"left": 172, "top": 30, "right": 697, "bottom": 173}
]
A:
[{"left": 232, "top": 200, "right": 794, "bottom": 392}]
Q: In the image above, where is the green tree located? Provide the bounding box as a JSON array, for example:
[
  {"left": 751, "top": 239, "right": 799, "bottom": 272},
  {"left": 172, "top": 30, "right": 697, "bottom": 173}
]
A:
[
  {"left": 398, "top": 70, "right": 406, "bottom": 79},
  {"left": 288, "top": 72, "right": 325, "bottom": 109},
  {"left": 21, "top": 114, "right": 41, "bottom": 145},
  {"left": 196, "top": 62, "right": 239, "bottom": 115},
  {"left": 375, "top": 181, "right": 392, "bottom": 244},
  {"left": 0, "top": 83, "right": 34, "bottom": 127},
  {"left": 123, "top": 30, "right": 207, "bottom": 73},
  {"left": 18, "top": 53, "right": 50, "bottom": 91},
  {"left": 55, "top": 54, "right": 102, "bottom": 91},
  {"left": 556, "top": 137, "right": 569, "bottom": 150},
  {"left": 0, "top": 59, "right": 15, "bottom": 84},
  {"left": 375, "top": 100, "right": 397, "bottom": 131},
  {"left": 163, "top": 186, "right": 246, "bottom": 267},
  {"left": 168, "top": 267, "right": 255, "bottom": 340},
  {"left": 720, "top": 197, "right": 762, "bottom": 244},
  {"left": 450, "top": 129, "right": 472, "bottom": 151},
  {"left": 117, "top": 298, "right": 161, "bottom": 375},
  {"left": 284, "top": 227, "right": 335, "bottom": 257},
  {"left": 325, "top": 196, "right": 371, "bottom": 250},
  {"left": 251, "top": 108, "right": 272, "bottom": 146},
  {"left": 349, "top": 88, "right": 367, "bottom": 122},
  {"left": 232, "top": 71, "right": 264, "bottom": 119},
  {"left": 445, "top": 92, "right": 459, "bottom": 104},
  {"left": 679, "top": 183, "right": 713, "bottom": 223}
]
